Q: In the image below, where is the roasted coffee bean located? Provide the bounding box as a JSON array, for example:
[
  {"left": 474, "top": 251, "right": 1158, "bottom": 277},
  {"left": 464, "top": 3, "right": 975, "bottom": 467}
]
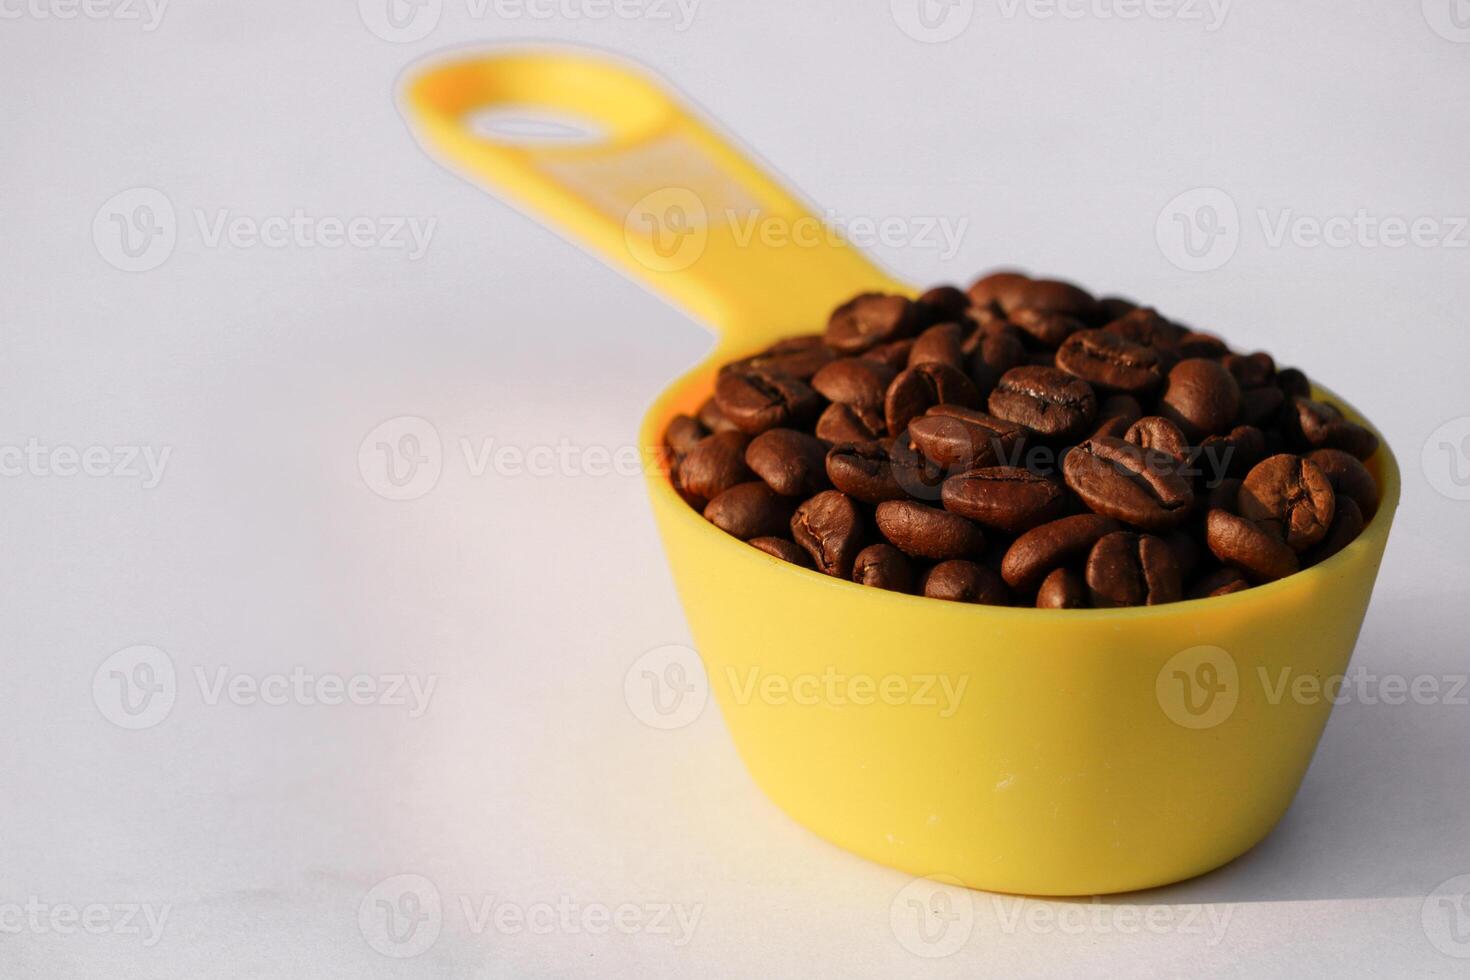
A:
[
  {"left": 1085, "top": 531, "right": 1182, "bottom": 607},
  {"left": 1205, "top": 509, "right": 1299, "bottom": 582},
  {"left": 1062, "top": 436, "right": 1194, "bottom": 531},
  {"left": 1104, "top": 307, "right": 1182, "bottom": 349},
  {"left": 921, "top": 560, "right": 1010, "bottom": 605},
  {"left": 1276, "top": 367, "right": 1311, "bottom": 399},
  {"left": 1159, "top": 358, "right": 1240, "bottom": 438},
  {"left": 852, "top": 543, "right": 914, "bottom": 592},
  {"left": 791, "top": 490, "right": 865, "bottom": 577},
  {"left": 1304, "top": 497, "right": 1365, "bottom": 566},
  {"left": 714, "top": 366, "right": 822, "bottom": 435},
  {"left": 908, "top": 406, "right": 1027, "bottom": 470},
  {"left": 1166, "top": 528, "right": 1202, "bottom": 580},
  {"left": 1099, "top": 394, "right": 1144, "bottom": 427},
  {"left": 1125, "top": 416, "right": 1189, "bottom": 462},
  {"left": 861, "top": 339, "right": 915, "bottom": 372},
  {"left": 697, "top": 395, "right": 738, "bottom": 433},
  {"left": 987, "top": 366, "right": 1098, "bottom": 441},
  {"left": 1095, "top": 296, "right": 1138, "bottom": 322},
  {"left": 908, "top": 322, "right": 966, "bottom": 370},
  {"left": 1237, "top": 454, "right": 1335, "bottom": 551},
  {"left": 1056, "top": 330, "right": 1165, "bottom": 393},
  {"left": 815, "top": 402, "right": 885, "bottom": 443},
  {"left": 1199, "top": 425, "right": 1266, "bottom": 481},
  {"left": 729, "top": 335, "right": 836, "bottom": 380},
  {"left": 704, "top": 482, "right": 798, "bottom": 540},
  {"left": 1308, "top": 448, "right": 1379, "bottom": 519},
  {"left": 664, "top": 414, "right": 708, "bottom": 457},
  {"left": 749, "top": 536, "right": 812, "bottom": 568},
  {"left": 967, "top": 271, "right": 1032, "bottom": 311},
  {"left": 1036, "top": 568, "right": 1088, "bottom": 608},
  {"left": 811, "top": 357, "right": 895, "bottom": 409},
  {"left": 827, "top": 441, "right": 941, "bottom": 504},
  {"left": 1285, "top": 397, "right": 1379, "bottom": 460},
  {"left": 941, "top": 466, "right": 1067, "bottom": 533},
  {"left": 676, "top": 430, "right": 752, "bottom": 503},
  {"left": 746, "top": 428, "right": 832, "bottom": 496},
  {"left": 1237, "top": 384, "right": 1286, "bottom": 426},
  {"left": 1092, "top": 416, "right": 1133, "bottom": 440},
  {"left": 916, "top": 285, "right": 971, "bottom": 325},
  {"left": 1188, "top": 565, "right": 1250, "bottom": 599},
  {"left": 1223, "top": 352, "right": 1275, "bottom": 388},
  {"left": 876, "top": 499, "right": 986, "bottom": 560},
  {"left": 1012, "top": 278, "right": 1097, "bottom": 320},
  {"left": 1001, "top": 513, "right": 1121, "bottom": 591},
  {"left": 1008, "top": 306, "right": 1084, "bottom": 348},
  {"left": 825, "top": 293, "right": 918, "bottom": 354},
  {"left": 1207, "top": 477, "right": 1242, "bottom": 513},
  {"left": 967, "top": 326, "right": 1026, "bottom": 396},
  {"left": 885, "top": 362, "right": 981, "bottom": 436},
  {"left": 1177, "top": 332, "right": 1230, "bottom": 359}
]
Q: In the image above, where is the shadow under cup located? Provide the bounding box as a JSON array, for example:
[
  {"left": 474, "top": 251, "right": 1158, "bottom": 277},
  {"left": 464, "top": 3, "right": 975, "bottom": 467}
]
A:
[{"left": 641, "top": 362, "right": 1400, "bottom": 896}]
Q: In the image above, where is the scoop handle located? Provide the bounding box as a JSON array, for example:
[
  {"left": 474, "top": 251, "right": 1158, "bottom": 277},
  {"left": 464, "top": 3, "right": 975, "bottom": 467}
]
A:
[{"left": 402, "top": 49, "right": 905, "bottom": 352}]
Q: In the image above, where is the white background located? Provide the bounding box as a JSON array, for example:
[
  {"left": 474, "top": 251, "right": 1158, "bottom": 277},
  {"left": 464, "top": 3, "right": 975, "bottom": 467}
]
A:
[{"left": 3, "top": 1, "right": 1470, "bottom": 977}]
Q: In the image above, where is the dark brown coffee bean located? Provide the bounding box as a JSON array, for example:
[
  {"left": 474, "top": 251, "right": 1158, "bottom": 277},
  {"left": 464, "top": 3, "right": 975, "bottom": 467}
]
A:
[
  {"left": 876, "top": 500, "right": 986, "bottom": 560},
  {"left": 1285, "top": 398, "right": 1379, "bottom": 460},
  {"left": 676, "top": 430, "right": 751, "bottom": 503},
  {"left": 1008, "top": 306, "right": 1084, "bottom": 348},
  {"left": 1223, "top": 352, "right": 1275, "bottom": 388},
  {"left": 1207, "top": 477, "right": 1242, "bottom": 513},
  {"left": 1092, "top": 416, "right": 1133, "bottom": 440},
  {"left": 1125, "top": 416, "right": 1189, "bottom": 463},
  {"left": 745, "top": 428, "right": 831, "bottom": 496},
  {"left": 1062, "top": 436, "right": 1194, "bottom": 531},
  {"left": 967, "top": 325, "right": 1026, "bottom": 396},
  {"left": 1056, "top": 329, "right": 1165, "bottom": 394},
  {"left": 921, "top": 560, "right": 1010, "bottom": 605},
  {"left": 1188, "top": 565, "right": 1250, "bottom": 599},
  {"left": 704, "top": 482, "right": 797, "bottom": 540},
  {"left": 1166, "top": 528, "right": 1202, "bottom": 580},
  {"left": 1159, "top": 358, "right": 1241, "bottom": 439},
  {"left": 827, "top": 441, "right": 941, "bottom": 504},
  {"left": 663, "top": 414, "right": 708, "bottom": 457},
  {"left": 885, "top": 363, "right": 981, "bottom": 436},
  {"left": 810, "top": 357, "right": 895, "bottom": 409},
  {"left": 1036, "top": 568, "right": 1088, "bottom": 608},
  {"left": 908, "top": 322, "right": 966, "bottom": 370},
  {"left": 861, "top": 339, "right": 915, "bottom": 372},
  {"left": 1199, "top": 425, "right": 1266, "bottom": 481},
  {"left": 1001, "top": 513, "right": 1121, "bottom": 591},
  {"left": 1012, "top": 278, "right": 1097, "bottom": 320},
  {"left": 941, "top": 466, "right": 1067, "bottom": 533},
  {"left": 1303, "top": 497, "right": 1365, "bottom": 566},
  {"left": 1237, "top": 385, "right": 1286, "bottom": 426},
  {"left": 1238, "top": 454, "right": 1335, "bottom": 552},
  {"left": 1276, "top": 367, "right": 1311, "bottom": 399},
  {"left": 1177, "top": 332, "right": 1230, "bottom": 359},
  {"left": 1099, "top": 394, "right": 1144, "bottom": 426},
  {"left": 728, "top": 335, "right": 837, "bottom": 380},
  {"left": 987, "top": 366, "right": 1098, "bottom": 441},
  {"left": 916, "top": 285, "right": 971, "bottom": 325},
  {"left": 1205, "top": 509, "right": 1299, "bottom": 582},
  {"left": 1307, "top": 448, "right": 1379, "bottom": 519},
  {"left": 1103, "top": 307, "right": 1182, "bottom": 349},
  {"left": 791, "top": 491, "right": 865, "bottom": 578},
  {"left": 815, "top": 402, "right": 885, "bottom": 443},
  {"left": 697, "top": 396, "right": 738, "bottom": 433},
  {"left": 908, "top": 406, "right": 1027, "bottom": 470},
  {"left": 714, "top": 367, "right": 821, "bottom": 435},
  {"left": 749, "top": 536, "right": 812, "bottom": 568},
  {"left": 967, "top": 271, "right": 1031, "bottom": 311},
  {"left": 1085, "top": 531, "right": 1182, "bottom": 607},
  {"left": 852, "top": 544, "right": 914, "bottom": 592},
  {"left": 825, "top": 293, "right": 918, "bottom": 354}
]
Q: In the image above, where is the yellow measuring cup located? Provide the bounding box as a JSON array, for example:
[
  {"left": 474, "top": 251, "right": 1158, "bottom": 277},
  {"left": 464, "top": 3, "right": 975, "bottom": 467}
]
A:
[{"left": 403, "top": 48, "right": 1399, "bottom": 896}]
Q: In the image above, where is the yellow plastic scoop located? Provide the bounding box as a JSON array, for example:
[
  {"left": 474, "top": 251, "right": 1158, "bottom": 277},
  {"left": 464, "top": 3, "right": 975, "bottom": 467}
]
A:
[{"left": 403, "top": 48, "right": 1399, "bottom": 896}]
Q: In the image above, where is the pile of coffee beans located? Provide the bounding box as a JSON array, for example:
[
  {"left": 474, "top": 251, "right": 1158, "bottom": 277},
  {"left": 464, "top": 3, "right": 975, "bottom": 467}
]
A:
[{"left": 663, "top": 271, "right": 1381, "bottom": 608}]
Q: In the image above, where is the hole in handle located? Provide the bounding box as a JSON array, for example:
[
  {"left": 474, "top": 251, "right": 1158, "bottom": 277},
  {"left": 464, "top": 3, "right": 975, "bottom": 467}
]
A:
[{"left": 467, "top": 106, "right": 610, "bottom": 147}]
